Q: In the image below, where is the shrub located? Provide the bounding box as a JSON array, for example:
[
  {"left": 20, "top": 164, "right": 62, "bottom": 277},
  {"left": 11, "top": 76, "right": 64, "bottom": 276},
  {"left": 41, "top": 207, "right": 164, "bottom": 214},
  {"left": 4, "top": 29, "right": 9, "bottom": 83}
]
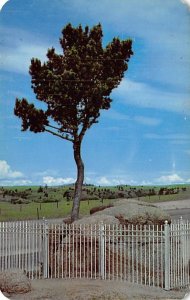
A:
[
  {"left": 11, "top": 198, "right": 30, "bottom": 204},
  {"left": 0, "top": 269, "right": 31, "bottom": 294},
  {"left": 41, "top": 198, "right": 60, "bottom": 203},
  {"left": 80, "top": 195, "right": 99, "bottom": 201},
  {"left": 37, "top": 186, "right": 43, "bottom": 193},
  {"left": 90, "top": 204, "right": 113, "bottom": 215}
]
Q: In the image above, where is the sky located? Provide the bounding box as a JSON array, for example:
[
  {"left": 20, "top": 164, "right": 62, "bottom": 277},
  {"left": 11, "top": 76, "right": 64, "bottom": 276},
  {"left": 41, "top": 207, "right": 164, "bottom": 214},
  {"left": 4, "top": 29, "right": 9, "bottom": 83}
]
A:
[{"left": 0, "top": 0, "right": 190, "bottom": 187}]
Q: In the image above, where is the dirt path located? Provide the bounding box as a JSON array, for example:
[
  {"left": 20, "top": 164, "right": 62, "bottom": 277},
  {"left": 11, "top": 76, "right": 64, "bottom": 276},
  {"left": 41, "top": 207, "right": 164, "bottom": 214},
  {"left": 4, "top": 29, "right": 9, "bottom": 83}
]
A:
[{"left": 7, "top": 278, "right": 188, "bottom": 300}]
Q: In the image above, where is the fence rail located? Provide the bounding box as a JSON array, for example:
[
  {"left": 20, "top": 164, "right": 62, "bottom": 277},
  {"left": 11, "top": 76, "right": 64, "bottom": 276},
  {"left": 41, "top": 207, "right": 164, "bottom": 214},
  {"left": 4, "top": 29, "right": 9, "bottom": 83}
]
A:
[{"left": 0, "top": 219, "right": 189, "bottom": 290}]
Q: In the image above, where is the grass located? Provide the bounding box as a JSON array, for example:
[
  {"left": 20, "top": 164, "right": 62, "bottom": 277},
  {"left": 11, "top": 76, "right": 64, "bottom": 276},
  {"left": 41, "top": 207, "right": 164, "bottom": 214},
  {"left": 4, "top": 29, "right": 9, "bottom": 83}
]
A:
[
  {"left": 0, "top": 184, "right": 189, "bottom": 221},
  {"left": 141, "top": 191, "right": 190, "bottom": 203},
  {"left": 0, "top": 198, "right": 115, "bottom": 222},
  {"left": 140, "top": 194, "right": 179, "bottom": 203}
]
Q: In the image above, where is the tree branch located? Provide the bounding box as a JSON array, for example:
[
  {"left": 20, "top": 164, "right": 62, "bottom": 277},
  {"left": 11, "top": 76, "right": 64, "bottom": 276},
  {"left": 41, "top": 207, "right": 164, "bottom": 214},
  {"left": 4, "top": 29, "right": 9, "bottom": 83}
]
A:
[
  {"left": 79, "top": 123, "right": 88, "bottom": 142},
  {"left": 44, "top": 128, "right": 74, "bottom": 142},
  {"left": 46, "top": 124, "right": 73, "bottom": 135},
  {"left": 46, "top": 124, "right": 62, "bottom": 131}
]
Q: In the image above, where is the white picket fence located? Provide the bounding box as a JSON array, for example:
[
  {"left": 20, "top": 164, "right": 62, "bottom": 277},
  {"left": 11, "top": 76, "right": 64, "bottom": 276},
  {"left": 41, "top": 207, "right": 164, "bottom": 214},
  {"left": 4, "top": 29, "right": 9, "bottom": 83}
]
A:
[{"left": 0, "top": 218, "right": 189, "bottom": 290}]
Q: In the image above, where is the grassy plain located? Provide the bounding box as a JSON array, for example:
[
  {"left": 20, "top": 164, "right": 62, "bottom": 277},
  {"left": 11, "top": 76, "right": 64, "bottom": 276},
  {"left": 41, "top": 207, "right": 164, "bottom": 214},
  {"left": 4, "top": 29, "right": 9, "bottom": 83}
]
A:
[
  {"left": 0, "top": 184, "right": 189, "bottom": 221},
  {"left": 0, "top": 198, "right": 114, "bottom": 222}
]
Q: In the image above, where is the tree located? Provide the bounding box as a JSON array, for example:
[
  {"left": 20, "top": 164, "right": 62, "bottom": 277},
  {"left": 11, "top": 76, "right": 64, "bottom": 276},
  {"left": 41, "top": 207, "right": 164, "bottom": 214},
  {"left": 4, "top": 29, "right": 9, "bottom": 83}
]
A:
[
  {"left": 14, "top": 23, "right": 133, "bottom": 221},
  {"left": 37, "top": 186, "right": 43, "bottom": 193}
]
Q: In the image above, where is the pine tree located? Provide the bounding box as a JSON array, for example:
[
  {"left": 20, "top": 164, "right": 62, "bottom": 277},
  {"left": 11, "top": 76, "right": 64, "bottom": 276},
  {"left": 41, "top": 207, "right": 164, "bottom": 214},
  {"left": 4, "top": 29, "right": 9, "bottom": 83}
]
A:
[{"left": 14, "top": 23, "right": 133, "bottom": 221}]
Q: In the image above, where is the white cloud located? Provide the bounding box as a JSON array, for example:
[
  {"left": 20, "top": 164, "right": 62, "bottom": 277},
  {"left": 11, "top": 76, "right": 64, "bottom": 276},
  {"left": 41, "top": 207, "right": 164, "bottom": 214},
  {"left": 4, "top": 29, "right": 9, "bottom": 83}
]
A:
[
  {"left": 43, "top": 176, "right": 75, "bottom": 186},
  {"left": 1, "top": 1, "right": 189, "bottom": 93},
  {"left": 0, "top": 179, "right": 32, "bottom": 186},
  {"left": 113, "top": 78, "right": 190, "bottom": 115},
  {"left": 0, "top": 160, "right": 32, "bottom": 186},
  {"left": 0, "top": 160, "right": 23, "bottom": 179},
  {"left": 104, "top": 109, "right": 161, "bottom": 126},
  {"left": 103, "top": 110, "right": 130, "bottom": 121},
  {"left": 181, "top": 0, "right": 190, "bottom": 9},
  {"left": 144, "top": 133, "right": 190, "bottom": 142},
  {"left": 87, "top": 173, "right": 190, "bottom": 187},
  {"left": 145, "top": 133, "right": 190, "bottom": 147},
  {"left": 0, "top": 44, "right": 47, "bottom": 74},
  {"left": 57, "top": 0, "right": 190, "bottom": 91},
  {"left": 0, "top": 0, "right": 9, "bottom": 11},
  {"left": 95, "top": 176, "right": 126, "bottom": 186},
  {"left": 156, "top": 173, "right": 184, "bottom": 184},
  {"left": 85, "top": 175, "right": 115, "bottom": 185},
  {"left": 95, "top": 176, "right": 111, "bottom": 186},
  {"left": 140, "top": 180, "right": 153, "bottom": 186},
  {"left": 34, "top": 169, "right": 58, "bottom": 177},
  {"left": 0, "top": 27, "right": 54, "bottom": 74},
  {"left": 133, "top": 116, "right": 161, "bottom": 126}
]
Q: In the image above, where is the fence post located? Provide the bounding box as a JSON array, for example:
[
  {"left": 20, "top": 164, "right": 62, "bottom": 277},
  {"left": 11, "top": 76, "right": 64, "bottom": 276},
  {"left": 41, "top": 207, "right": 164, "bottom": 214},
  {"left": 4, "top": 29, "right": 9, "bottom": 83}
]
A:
[
  {"left": 164, "top": 220, "right": 170, "bottom": 290},
  {"left": 42, "top": 218, "right": 49, "bottom": 279},
  {"left": 179, "top": 216, "right": 185, "bottom": 286},
  {"left": 179, "top": 216, "right": 185, "bottom": 257},
  {"left": 99, "top": 222, "right": 105, "bottom": 279}
]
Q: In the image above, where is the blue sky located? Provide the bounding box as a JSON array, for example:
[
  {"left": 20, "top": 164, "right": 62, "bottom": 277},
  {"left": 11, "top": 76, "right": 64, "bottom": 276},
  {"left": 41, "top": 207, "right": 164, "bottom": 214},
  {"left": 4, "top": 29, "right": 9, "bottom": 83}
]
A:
[{"left": 0, "top": 0, "right": 190, "bottom": 186}]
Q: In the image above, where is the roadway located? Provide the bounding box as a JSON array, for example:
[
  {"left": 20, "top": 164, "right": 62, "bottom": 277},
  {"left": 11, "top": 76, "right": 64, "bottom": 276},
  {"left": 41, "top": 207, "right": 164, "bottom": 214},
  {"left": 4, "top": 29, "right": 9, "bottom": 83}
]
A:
[
  {"left": 154, "top": 199, "right": 190, "bottom": 221},
  {"left": 165, "top": 208, "right": 190, "bottom": 221}
]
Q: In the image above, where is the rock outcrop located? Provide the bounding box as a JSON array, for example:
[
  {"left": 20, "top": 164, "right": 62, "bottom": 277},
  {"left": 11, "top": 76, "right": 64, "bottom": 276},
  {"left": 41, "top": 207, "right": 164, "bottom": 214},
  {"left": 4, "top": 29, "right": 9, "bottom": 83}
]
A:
[{"left": 0, "top": 268, "right": 31, "bottom": 294}]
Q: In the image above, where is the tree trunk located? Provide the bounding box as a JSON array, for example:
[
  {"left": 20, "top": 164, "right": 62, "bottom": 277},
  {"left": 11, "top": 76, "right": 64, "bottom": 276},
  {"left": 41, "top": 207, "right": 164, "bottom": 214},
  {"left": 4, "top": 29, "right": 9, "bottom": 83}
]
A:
[{"left": 71, "top": 141, "right": 84, "bottom": 222}]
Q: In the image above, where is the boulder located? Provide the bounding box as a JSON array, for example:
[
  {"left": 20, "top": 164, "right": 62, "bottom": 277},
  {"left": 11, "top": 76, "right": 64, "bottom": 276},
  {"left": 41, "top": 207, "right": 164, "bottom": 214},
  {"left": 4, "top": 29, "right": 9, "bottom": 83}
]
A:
[
  {"left": 73, "top": 214, "right": 120, "bottom": 226},
  {"left": 94, "top": 199, "right": 171, "bottom": 225},
  {"left": 0, "top": 268, "right": 31, "bottom": 294},
  {"left": 113, "top": 198, "right": 156, "bottom": 207}
]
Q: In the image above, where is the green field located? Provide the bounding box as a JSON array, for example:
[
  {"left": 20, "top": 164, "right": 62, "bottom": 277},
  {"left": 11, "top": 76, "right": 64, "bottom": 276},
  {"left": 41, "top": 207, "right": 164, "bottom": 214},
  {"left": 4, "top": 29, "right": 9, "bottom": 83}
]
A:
[
  {"left": 0, "top": 199, "right": 115, "bottom": 222},
  {"left": 0, "top": 184, "right": 189, "bottom": 221}
]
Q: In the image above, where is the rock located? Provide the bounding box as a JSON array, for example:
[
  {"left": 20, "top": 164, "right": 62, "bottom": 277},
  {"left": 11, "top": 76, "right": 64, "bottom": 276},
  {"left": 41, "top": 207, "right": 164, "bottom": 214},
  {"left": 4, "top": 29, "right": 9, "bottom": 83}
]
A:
[
  {"left": 113, "top": 198, "right": 156, "bottom": 207},
  {"left": 94, "top": 199, "right": 171, "bottom": 225},
  {"left": 73, "top": 214, "right": 120, "bottom": 226},
  {"left": 0, "top": 268, "right": 31, "bottom": 294}
]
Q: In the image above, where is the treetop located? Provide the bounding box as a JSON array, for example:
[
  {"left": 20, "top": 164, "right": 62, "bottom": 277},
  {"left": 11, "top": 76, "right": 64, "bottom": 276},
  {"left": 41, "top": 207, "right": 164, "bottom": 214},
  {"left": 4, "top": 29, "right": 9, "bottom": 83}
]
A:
[{"left": 14, "top": 23, "right": 133, "bottom": 144}]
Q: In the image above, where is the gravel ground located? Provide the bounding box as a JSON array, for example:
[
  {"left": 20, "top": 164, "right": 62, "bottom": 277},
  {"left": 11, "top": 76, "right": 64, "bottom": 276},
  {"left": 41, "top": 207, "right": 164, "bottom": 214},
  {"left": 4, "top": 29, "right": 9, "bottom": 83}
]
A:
[{"left": 4, "top": 278, "right": 189, "bottom": 300}]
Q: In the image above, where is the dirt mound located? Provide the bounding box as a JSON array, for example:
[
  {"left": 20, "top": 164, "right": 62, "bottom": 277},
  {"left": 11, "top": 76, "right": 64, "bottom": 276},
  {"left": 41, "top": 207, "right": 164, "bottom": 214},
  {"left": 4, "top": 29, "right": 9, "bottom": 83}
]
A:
[
  {"left": 49, "top": 216, "right": 120, "bottom": 278},
  {"left": 0, "top": 268, "right": 31, "bottom": 294}
]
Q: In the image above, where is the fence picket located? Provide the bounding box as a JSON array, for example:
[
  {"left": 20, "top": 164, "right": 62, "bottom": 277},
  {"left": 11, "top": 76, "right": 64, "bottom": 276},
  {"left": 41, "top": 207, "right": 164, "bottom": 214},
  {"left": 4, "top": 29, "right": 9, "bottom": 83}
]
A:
[{"left": 0, "top": 219, "right": 189, "bottom": 290}]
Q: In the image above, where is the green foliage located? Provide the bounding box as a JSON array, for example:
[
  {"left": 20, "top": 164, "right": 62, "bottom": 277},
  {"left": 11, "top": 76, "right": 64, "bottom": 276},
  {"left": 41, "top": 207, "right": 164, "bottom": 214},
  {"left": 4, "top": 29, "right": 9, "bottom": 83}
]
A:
[
  {"left": 37, "top": 186, "right": 43, "bottom": 193},
  {"left": 13, "top": 23, "right": 133, "bottom": 221},
  {"left": 11, "top": 198, "right": 30, "bottom": 204},
  {"left": 14, "top": 23, "right": 133, "bottom": 143}
]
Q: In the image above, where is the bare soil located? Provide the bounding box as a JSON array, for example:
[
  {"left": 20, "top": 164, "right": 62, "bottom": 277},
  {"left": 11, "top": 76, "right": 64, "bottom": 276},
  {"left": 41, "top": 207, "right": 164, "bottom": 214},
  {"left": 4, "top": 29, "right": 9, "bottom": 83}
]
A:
[{"left": 5, "top": 278, "right": 188, "bottom": 300}]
